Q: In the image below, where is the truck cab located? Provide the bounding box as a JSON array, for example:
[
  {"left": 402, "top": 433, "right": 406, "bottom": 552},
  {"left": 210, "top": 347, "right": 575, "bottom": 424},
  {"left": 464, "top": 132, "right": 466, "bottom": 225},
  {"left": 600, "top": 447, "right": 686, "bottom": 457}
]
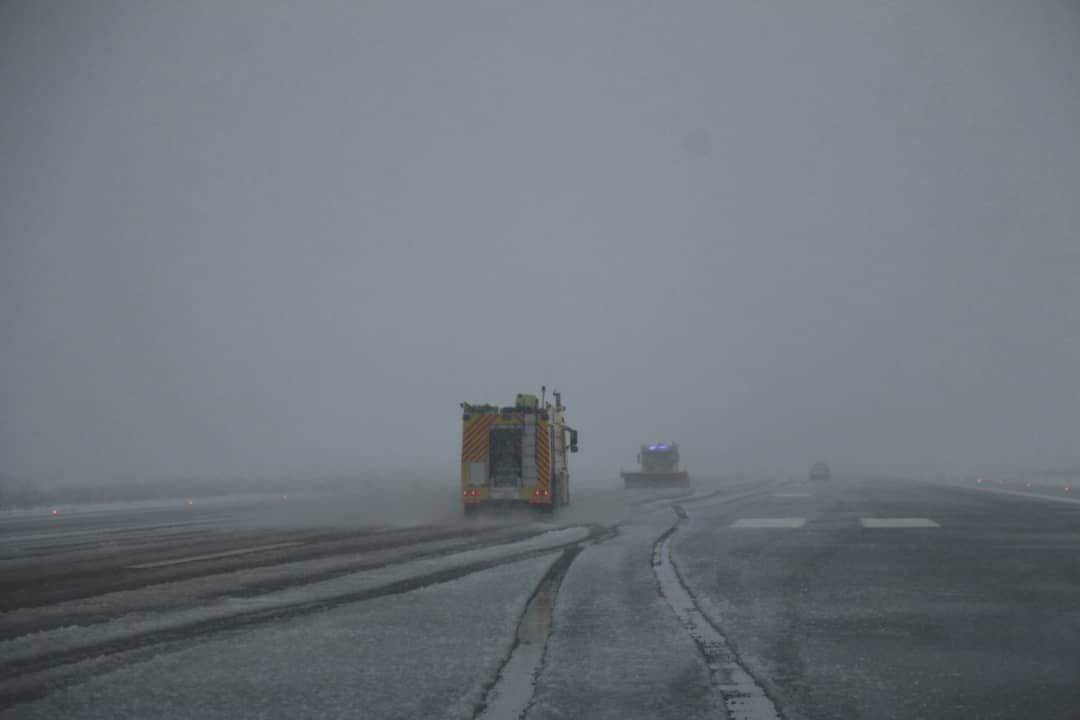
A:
[{"left": 622, "top": 442, "right": 690, "bottom": 488}]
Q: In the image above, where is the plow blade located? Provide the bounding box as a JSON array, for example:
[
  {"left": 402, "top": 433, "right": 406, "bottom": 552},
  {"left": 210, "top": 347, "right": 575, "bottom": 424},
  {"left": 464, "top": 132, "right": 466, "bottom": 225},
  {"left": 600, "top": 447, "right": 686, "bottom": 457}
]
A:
[{"left": 621, "top": 471, "right": 691, "bottom": 489}]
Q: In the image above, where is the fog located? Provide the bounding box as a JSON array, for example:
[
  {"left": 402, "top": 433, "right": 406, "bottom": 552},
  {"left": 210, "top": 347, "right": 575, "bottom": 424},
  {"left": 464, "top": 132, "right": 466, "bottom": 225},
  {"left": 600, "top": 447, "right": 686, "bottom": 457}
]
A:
[{"left": 2, "top": 1, "right": 1078, "bottom": 489}]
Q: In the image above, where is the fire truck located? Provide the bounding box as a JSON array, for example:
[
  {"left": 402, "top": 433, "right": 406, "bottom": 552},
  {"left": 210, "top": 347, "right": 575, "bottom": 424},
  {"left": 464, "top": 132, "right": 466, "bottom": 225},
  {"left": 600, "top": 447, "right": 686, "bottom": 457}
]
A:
[{"left": 461, "top": 388, "right": 577, "bottom": 515}]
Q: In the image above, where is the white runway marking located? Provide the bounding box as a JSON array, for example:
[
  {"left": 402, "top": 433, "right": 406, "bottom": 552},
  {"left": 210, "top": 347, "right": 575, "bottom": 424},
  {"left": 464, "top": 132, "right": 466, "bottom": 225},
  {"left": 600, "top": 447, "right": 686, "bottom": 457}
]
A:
[
  {"left": 860, "top": 518, "right": 939, "bottom": 528},
  {"left": 3, "top": 519, "right": 216, "bottom": 545},
  {"left": 128, "top": 541, "right": 304, "bottom": 569},
  {"left": 731, "top": 518, "right": 806, "bottom": 529},
  {"left": 972, "top": 486, "right": 1080, "bottom": 506}
]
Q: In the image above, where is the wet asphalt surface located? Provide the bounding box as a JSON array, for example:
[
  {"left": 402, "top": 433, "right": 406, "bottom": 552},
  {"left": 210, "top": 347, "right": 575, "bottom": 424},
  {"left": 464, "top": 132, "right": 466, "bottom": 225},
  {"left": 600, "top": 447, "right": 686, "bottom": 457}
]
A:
[
  {"left": 674, "top": 478, "right": 1080, "bottom": 719},
  {"left": 3, "top": 479, "right": 1079, "bottom": 719}
]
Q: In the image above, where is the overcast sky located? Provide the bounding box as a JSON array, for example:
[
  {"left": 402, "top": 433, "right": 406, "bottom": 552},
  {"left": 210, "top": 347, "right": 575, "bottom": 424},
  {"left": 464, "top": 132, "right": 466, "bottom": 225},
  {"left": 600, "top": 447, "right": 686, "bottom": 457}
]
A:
[{"left": 2, "top": 1, "right": 1078, "bottom": 484}]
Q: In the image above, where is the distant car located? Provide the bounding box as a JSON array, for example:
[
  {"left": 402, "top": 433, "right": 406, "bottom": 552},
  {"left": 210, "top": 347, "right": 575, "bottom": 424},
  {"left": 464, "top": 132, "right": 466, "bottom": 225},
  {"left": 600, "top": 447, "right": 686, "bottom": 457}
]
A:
[{"left": 810, "top": 462, "right": 831, "bottom": 481}]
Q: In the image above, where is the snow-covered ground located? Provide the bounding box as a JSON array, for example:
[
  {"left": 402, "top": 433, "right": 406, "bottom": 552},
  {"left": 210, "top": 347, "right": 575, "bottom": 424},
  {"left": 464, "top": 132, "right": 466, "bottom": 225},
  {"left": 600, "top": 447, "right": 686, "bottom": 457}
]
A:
[
  {"left": 3, "top": 554, "right": 561, "bottom": 720},
  {"left": 0, "top": 527, "right": 588, "bottom": 667},
  {"left": 527, "top": 515, "right": 718, "bottom": 719},
  {"left": 1, "top": 478, "right": 767, "bottom": 719},
  {"left": 0, "top": 493, "right": 294, "bottom": 520}
]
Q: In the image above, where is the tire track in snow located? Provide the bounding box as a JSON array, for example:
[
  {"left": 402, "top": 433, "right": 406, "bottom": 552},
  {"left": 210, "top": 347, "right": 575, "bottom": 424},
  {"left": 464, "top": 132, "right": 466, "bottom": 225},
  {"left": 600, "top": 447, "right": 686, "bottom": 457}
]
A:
[
  {"left": 653, "top": 506, "right": 783, "bottom": 720},
  {"left": 636, "top": 481, "right": 786, "bottom": 518},
  {"left": 474, "top": 545, "right": 584, "bottom": 720},
  {"left": 1, "top": 525, "right": 505, "bottom": 613},
  {"left": 0, "top": 526, "right": 549, "bottom": 642},
  {"left": 0, "top": 525, "right": 615, "bottom": 713}
]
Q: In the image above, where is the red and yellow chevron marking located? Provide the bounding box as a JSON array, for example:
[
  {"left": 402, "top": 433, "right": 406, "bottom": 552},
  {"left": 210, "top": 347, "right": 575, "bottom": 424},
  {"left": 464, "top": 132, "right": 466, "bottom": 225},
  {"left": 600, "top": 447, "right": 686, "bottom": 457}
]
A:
[
  {"left": 461, "top": 414, "right": 496, "bottom": 463},
  {"left": 462, "top": 413, "right": 524, "bottom": 462},
  {"left": 535, "top": 419, "right": 550, "bottom": 489}
]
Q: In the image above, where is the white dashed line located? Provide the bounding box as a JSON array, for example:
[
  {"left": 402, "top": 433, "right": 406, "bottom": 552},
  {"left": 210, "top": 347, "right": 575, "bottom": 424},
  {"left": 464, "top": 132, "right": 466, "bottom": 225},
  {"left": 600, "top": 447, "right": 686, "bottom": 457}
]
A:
[
  {"left": 128, "top": 542, "right": 305, "bottom": 569},
  {"left": 731, "top": 518, "right": 806, "bottom": 529},
  {"left": 772, "top": 492, "right": 811, "bottom": 499},
  {"left": 860, "top": 518, "right": 939, "bottom": 528},
  {"left": 972, "top": 487, "right": 1080, "bottom": 506}
]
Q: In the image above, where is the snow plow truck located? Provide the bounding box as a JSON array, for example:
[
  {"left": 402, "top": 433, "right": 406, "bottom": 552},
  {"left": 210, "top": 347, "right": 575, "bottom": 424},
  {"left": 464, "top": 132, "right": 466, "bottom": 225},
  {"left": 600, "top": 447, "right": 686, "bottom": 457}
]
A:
[
  {"left": 461, "top": 389, "right": 578, "bottom": 516},
  {"left": 621, "top": 443, "right": 690, "bottom": 488}
]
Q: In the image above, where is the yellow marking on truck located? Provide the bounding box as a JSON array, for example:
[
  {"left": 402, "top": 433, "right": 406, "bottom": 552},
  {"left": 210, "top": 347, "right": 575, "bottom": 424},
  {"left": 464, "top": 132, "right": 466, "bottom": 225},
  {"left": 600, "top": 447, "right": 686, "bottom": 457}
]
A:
[
  {"left": 462, "top": 414, "right": 496, "bottom": 462},
  {"left": 536, "top": 419, "right": 550, "bottom": 488}
]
